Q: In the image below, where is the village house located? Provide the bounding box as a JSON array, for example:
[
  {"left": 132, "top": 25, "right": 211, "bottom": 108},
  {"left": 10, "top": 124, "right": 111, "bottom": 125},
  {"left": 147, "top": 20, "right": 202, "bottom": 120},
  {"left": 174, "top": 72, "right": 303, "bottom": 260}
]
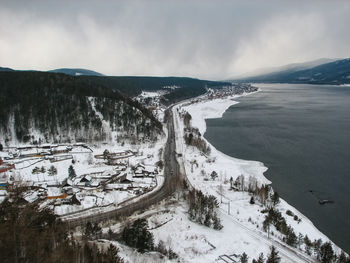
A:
[
  {"left": 105, "top": 174, "right": 133, "bottom": 191},
  {"left": 51, "top": 145, "right": 70, "bottom": 155},
  {"left": 0, "top": 157, "right": 15, "bottom": 177},
  {"left": 117, "top": 174, "right": 133, "bottom": 184},
  {"left": 75, "top": 175, "right": 100, "bottom": 187},
  {"left": 133, "top": 164, "right": 158, "bottom": 178}
]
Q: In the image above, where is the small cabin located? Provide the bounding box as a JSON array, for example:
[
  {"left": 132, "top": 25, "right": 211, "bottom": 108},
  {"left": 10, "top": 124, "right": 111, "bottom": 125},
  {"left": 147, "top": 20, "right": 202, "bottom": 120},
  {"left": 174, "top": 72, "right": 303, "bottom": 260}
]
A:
[
  {"left": 80, "top": 175, "right": 92, "bottom": 183},
  {"left": 51, "top": 146, "right": 69, "bottom": 155},
  {"left": 0, "top": 162, "right": 15, "bottom": 175},
  {"left": 118, "top": 174, "right": 133, "bottom": 184}
]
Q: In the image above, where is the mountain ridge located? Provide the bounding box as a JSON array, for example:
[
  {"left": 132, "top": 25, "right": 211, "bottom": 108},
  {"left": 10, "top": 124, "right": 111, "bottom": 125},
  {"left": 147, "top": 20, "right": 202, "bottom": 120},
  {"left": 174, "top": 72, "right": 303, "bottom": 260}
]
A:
[
  {"left": 48, "top": 68, "right": 104, "bottom": 76},
  {"left": 233, "top": 58, "right": 350, "bottom": 84},
  {"left": 230, "top": 58, "right": 338, "bottom": 79}
]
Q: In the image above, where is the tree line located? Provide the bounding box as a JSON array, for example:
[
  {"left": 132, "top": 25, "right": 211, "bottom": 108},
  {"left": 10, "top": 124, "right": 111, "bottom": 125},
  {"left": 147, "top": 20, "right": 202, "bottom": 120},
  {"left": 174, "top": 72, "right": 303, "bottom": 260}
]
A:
[
  {"left": 182, "top": 111, "right": 211, "bottom": 155},
  {"left": 187, "top": 189, "right": 223, "bottom": 230}
]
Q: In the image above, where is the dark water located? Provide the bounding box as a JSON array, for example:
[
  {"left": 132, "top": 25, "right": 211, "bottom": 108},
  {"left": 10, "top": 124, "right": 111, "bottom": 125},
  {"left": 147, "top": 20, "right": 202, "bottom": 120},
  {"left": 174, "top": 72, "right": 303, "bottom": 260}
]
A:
[{"left": 205, "top": 84, "right": 350, "bottom": 252}]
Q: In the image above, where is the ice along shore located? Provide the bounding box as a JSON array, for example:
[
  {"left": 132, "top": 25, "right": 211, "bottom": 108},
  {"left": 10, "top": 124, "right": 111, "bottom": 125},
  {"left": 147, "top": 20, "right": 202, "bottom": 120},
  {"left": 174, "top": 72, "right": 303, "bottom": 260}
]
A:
[{"left": 171, "top": 91, "right": 343, "bottom": 261}]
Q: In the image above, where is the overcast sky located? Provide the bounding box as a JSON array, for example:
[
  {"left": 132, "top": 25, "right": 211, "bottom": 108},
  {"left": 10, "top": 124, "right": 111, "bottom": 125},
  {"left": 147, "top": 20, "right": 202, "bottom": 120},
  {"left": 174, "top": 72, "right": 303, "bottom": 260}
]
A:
[{"left": 1, "top": 0, "right": 350, "bottom": 79}]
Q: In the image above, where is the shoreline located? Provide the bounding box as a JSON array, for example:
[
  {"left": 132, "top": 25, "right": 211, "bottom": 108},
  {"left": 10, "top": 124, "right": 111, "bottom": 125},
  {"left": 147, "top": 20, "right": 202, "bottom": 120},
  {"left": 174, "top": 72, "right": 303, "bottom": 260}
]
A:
[
  {"left": 175, "top": 91, "right": 343, "bottom": 255},
  {"left": 180, "top": 92, "right": 271, "bottom": 185}
]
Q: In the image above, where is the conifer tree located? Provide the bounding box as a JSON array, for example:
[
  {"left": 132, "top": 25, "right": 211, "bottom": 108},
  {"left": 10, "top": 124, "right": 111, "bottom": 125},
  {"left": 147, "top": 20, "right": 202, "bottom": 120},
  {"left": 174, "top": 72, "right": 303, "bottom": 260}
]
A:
[
  {"left": 48, "top": 165, "right": 57, "bottom": 176},
  {"left": 256, "top": 253, "right": 265, "bottom": 263},
  {"left": 266, "top": 246, "right": 281, "bottom": 263},
  {"left": 68, "top": 165, "right": 76, "bottom": 178},
  {"left": 320, "top": 242, "right": 334, "bottom": 263},
  {"left": 337, "top": 251, "right": 348, "bottom": 263},
  {"left": 122, "top": 219, "right": 154, "bottom": 253},
  {"left": 240, "top": 252, "right": 248, "bottom": 263},
  {"left": 104, "top": 244, "right": 122, "bottom": 263},
  {"left": 304, "top": 235, "right": 312, "bottom": 255},
  {"left": 271, "top": 191, "right": 280, "bottom": 206}
]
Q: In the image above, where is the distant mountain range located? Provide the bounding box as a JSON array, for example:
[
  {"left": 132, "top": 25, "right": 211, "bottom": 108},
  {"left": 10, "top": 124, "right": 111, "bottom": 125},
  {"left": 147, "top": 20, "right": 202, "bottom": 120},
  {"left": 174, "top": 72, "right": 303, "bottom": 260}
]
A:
[
  {"left": 0, "top": 67, "right": 15, "bottom": 72},
  {"left": 233, "top": 58, "right": 350, "bottom": 85},
  {"left": 231, "top": 58, "right": 338, "bottom": 79},
  {"left": 0, "top": 66, "right": 230, "bottom": 103},
  {"left": 48, "top": 68, "right": 104, "bottom": 76},
  {"left": 0, "top": 67, "right": 103, "bottom": 76}
]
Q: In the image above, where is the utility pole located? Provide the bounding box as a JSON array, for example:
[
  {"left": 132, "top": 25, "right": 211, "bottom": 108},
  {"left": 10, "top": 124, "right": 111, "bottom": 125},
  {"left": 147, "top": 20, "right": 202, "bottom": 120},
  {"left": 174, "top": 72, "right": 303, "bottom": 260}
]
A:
[
  {"left": 228, "top": 201, "right": 230, "bottom": 215},
  {"left": 219, "top": 183, "right": 223, "bottom": 203}
]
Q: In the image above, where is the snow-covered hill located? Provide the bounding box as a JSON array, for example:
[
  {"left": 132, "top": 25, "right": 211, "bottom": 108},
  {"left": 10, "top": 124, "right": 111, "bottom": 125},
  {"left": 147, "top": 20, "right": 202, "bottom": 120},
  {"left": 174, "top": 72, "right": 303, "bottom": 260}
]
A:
[
  {"left": 0, "top": 71, "right": 162, "bottom": 145},
  {"left": 234, "top": 58, "right": 350, "bottom": 85}
]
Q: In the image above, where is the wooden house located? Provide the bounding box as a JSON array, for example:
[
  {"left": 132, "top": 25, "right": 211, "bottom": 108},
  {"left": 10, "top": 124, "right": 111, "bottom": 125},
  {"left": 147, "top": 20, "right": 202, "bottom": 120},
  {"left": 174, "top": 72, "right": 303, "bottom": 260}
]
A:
[
  {"left": 51, "top": 145, "right": 69, "bottom": 155},
  {"left": 0, "top": 161, "right": 15, "bottom": 175}
]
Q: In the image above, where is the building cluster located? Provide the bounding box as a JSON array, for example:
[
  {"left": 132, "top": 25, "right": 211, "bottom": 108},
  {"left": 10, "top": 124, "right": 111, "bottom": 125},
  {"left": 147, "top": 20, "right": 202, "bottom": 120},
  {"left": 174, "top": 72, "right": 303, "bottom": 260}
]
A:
[
  {"left": 206, "top": 84, "right": 259, "bottom": 99},
  {"left": 0, "top": 143, "right": 160, "bottom": 214}
]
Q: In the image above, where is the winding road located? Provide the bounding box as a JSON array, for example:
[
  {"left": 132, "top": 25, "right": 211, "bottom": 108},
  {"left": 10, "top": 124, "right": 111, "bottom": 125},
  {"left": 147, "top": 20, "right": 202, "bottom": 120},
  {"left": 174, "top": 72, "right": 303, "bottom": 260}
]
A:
[
  {"left": 64, "top": 107, "right": 180, "bottom": 227},
  {"left": 63, "top": 101, "right": 317, "bottom": 263}
]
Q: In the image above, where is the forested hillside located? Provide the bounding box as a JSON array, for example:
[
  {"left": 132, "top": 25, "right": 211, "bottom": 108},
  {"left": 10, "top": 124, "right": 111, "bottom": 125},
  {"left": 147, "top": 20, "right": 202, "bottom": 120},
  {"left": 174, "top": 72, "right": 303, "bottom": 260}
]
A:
[
  {"left": 80, "top": 76, "right": 230, "bottom": 103},
  {"left": 49, "top": 68, "right": 104, "bottom": 76},
  {"left": 0, "top": 71, "right": 162, "bottom": 145}
]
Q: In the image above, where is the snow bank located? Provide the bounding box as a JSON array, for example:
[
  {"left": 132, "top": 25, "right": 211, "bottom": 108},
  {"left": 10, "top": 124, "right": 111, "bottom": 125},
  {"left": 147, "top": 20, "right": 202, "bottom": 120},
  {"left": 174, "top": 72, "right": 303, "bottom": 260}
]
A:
[
  {"left": 184, "top": 98, "right": 239, "bottom": 135},
  {"left": 171, "top": 94, "right": 343, "bottom": 261},
  {"left": 179, "top": 96, "right": 270, "bottom": 185}
]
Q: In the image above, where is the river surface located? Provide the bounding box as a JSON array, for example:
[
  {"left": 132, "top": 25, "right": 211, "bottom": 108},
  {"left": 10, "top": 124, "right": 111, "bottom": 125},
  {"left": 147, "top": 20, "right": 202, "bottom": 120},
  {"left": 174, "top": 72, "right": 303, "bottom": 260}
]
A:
[{"left": 204, "top": 84, "right": 350, "bottom": 252}]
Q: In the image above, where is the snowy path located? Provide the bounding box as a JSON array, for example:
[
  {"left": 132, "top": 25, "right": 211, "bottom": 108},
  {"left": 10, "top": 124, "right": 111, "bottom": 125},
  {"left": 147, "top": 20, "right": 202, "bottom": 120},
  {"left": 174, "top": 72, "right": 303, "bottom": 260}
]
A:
[{"left": 218, "top": 208, "right": 316, "bottom": 263}]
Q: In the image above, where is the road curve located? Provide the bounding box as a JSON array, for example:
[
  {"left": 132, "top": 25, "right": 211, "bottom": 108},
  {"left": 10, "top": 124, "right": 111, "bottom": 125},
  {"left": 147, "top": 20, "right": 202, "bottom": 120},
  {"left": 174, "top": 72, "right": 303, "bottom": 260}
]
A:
[{"left": 64, "top": 107, "right": 180, "bottom": 228}]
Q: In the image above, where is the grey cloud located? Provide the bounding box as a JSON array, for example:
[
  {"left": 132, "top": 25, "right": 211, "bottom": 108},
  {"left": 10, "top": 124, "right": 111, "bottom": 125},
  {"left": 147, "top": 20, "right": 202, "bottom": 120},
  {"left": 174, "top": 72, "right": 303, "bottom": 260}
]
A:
[{"left": 0, "top": 0, "right": 349, "bottom": 79}]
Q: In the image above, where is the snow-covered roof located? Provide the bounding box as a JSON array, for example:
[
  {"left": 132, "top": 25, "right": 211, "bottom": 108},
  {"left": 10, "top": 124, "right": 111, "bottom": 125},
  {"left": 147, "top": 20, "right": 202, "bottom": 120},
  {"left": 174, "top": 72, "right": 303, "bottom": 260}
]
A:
[
  {"left": 20, "top": 149, "right": 40, "bottom": 155},
  {"left": 53, "top": 146, "right": 68, "bottom": 151},
  {"left": 132, "top": 177, "right": 153, "bottom": 184},
  {"left": 47, "top": 187, "right": 62, "bottom": 196},
  {"left": 88, "top": 181, "right": 99, "bottom": 187},
  {"left": 84, "top": 175, "right": 92, "bottom": 181},
  {"left": 23, "top": 191, "right": 39, "bottom": 203},
  {"left": 106, "top": 184, "right": 129, "bottom": 190},
  {"left": 0, "top": 152, "right": 10, "bottom": 158},
  {"left": 132, "top": 182, "right": 150, "bottom": 188},
  {"left": 143, "top": 165, "right": 156, "bottom": 173}
]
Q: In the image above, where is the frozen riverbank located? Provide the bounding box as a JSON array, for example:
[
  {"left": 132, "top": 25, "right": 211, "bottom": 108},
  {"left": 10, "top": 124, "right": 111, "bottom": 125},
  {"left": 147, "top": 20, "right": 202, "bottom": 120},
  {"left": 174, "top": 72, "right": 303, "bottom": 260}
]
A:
[
  {"left": 177, "top": 94, "right": 271, "bottom": 186},
  {"left": 171, "top": 93, "right": 343, "bottom": 261}
]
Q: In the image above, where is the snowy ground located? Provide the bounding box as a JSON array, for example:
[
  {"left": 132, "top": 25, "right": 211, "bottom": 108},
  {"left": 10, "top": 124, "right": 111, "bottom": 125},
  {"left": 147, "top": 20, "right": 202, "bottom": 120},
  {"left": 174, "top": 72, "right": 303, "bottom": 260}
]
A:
[
  {"left": 101, "top": 197, "right": 315, "bottom": 263},
  {"left": 2, "top": 135, "right": 166, "bottom": 216},
  {"left": 2, "top": 90, "right": 346, "bottom": 262},
  {"left": 167, "top": 94, "right": 343, "bottom": 262},
  {"left": 99, "top": 93, "right": 342, "bottom": 263}
]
